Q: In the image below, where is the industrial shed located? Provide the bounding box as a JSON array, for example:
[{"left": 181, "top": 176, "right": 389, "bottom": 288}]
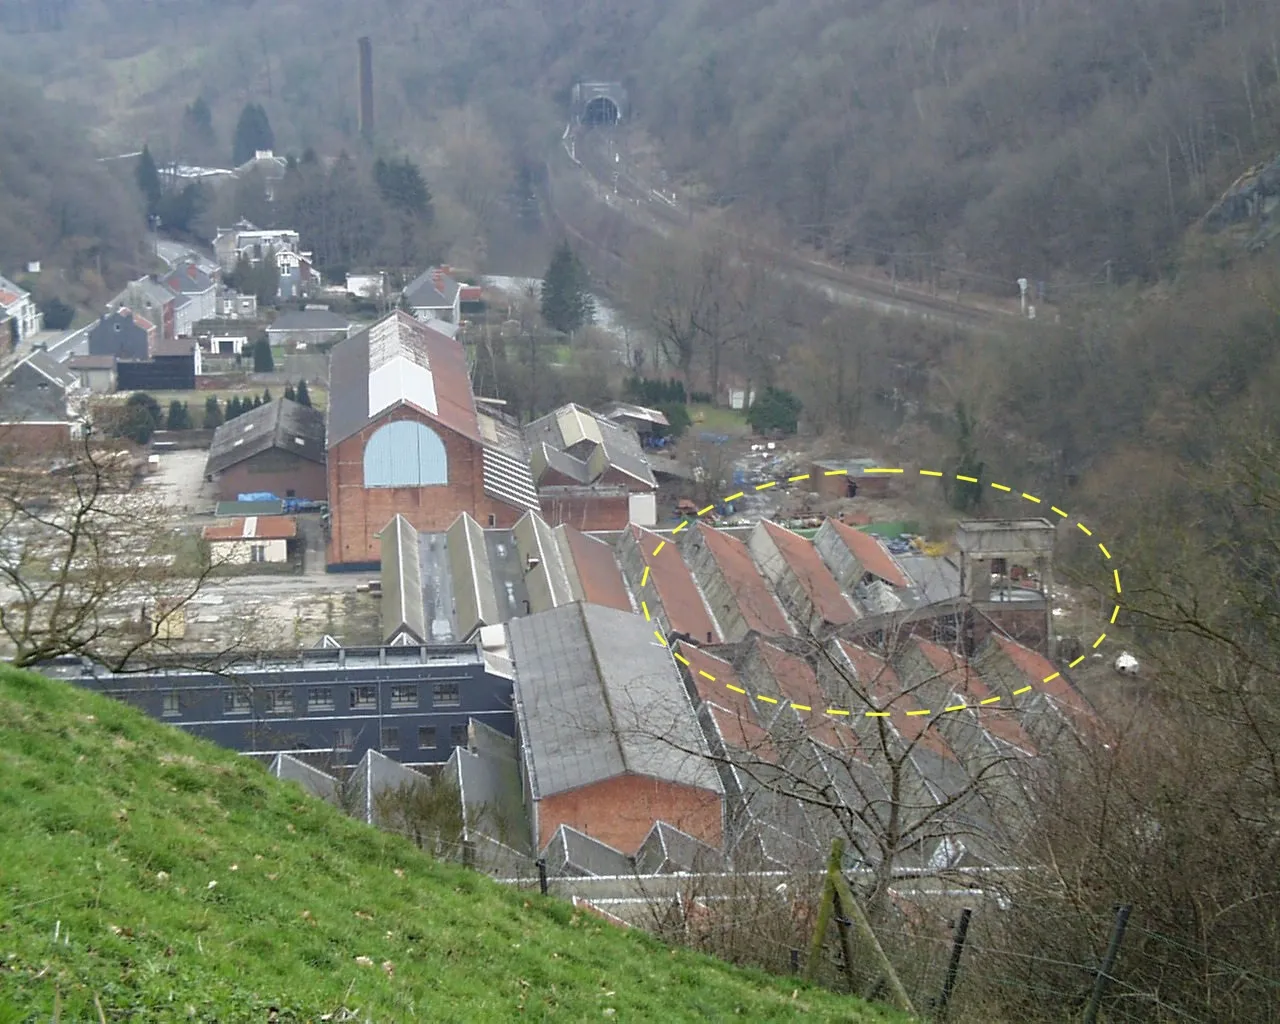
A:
[
  {"left": 205, "top": 398, "right": 326, "bottom": 502},
  {"left": 509, "top": 602, "right": 724, "bottom": 856},
  {"left": 325, "top": 311, "right": 539, "bottom": 569}
]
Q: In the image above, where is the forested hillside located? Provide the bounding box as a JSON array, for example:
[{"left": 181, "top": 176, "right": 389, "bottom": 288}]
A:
[
  {"left": 0, "top": 74, "right": 147, "bottom": 295},
  {"left": 3, "top": 0, "right": 1280, "bottom": 291}
]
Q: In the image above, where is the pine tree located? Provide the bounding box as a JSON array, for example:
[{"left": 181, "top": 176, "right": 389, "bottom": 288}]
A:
[
  {"left": 283, "top": 383, "right": 296, "bottom": 402},
  {"left": 180, "top": 97, "right": 217, "bottom": 162},
  {"left": 262, "top": 388, "right": 272, "bottom": 404},
  {"left": 540, "top": 239, "right": 595, "bottom": 335},
  {"left": 232, "top": 103, "right": 275, "bottom": 167},
  {"left": 166, "top": 400, "right": 192, "bottom": 430},
  {"left": 253, "top": 337, "right": 274, "bottom": 373},
  {"left": 226, "top": 396, "right": 242, "bottom": 420},
  {"left": 295, "top": 379, "right": 312, "bottom": 407},
  {"left": 204, "top": 395, "right": 223, "bottom": 429},
  {"left": 135, "top": 145, "right": 162, "bottom": 220},
  {"left": 252, "top": 395, "right": 263, "bottom": 409}
]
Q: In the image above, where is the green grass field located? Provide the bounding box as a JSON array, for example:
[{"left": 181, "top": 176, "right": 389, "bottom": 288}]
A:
[
  {"left": 689, "top": 403, "right": 751, "bottom": 437},
  {"left": 0, "top": 667, "right": 907, "bottom": 1023}
]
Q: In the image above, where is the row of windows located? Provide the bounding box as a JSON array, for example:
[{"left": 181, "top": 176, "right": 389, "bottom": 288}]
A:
[
  {"left": 334, "top": 724, "right": 469, "bottom": 751},
  {"left": 184, "top": 682, "right": 463, "bottom": 718}
]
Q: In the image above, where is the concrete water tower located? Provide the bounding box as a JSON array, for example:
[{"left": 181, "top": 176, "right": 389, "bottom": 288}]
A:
[{"left": 956, "top": 518, "right": 1057, "bottom": 656}]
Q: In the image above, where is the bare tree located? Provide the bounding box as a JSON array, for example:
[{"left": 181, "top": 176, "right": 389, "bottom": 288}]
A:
[{"left": 0, "top": 431, "right": 231, "bottom": 670}]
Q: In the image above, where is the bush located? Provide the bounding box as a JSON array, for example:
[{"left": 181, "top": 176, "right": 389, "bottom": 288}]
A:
[
  {"left": 655, "top": 402, "right": 692, "bottom": 439},
  {"left": 746, "top": 387, "right": 802, "bottom": 436},
  {"left": 38, "top": 297, "right": 75, "bottom": 331}
]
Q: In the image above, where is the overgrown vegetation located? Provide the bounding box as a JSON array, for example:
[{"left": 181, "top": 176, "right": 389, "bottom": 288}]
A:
[{"left": 0, "top": 667, "right": 904, "bottom": 1022}]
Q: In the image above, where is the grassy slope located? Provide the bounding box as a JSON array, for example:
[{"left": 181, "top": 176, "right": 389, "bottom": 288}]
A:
[{"left": 0, "top": 668, "right": 906, "bottom": 1023}]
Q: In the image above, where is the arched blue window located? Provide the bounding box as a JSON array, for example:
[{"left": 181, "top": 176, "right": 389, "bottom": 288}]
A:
[{"left": 363, "top": 420, "right": 448, "bottom": 487}]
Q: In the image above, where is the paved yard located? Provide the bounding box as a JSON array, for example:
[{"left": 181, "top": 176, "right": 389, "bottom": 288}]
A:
[{"left": 145, "top": 450, "right": 215, "bottom": 515}]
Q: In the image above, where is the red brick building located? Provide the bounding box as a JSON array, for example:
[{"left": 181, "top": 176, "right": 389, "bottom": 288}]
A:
[
  {"left": 325, "top": 312, "right": 539, "bottom": 569},
  {"left": 204, "top": 398, "right": 326, "bottom": 502},
  {"left": 508, "top": 602, "right": 724, "bottom": 856}
]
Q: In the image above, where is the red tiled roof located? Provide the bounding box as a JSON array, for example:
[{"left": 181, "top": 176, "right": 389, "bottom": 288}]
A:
[
  {"left": 561, "top": 525, "right": 631, "bottom": 613},
  {"left": 992, "top": 635, "right": 1097, "bottom": 726},
  {"left": 829, "top": 518, "right": 910, "bottom": 588},
  {"left": 756, "top": 641, "right": 855, "bottom": 753},
  {"left": 696, "top": 523, "right": 794, "bottom": 636},
  {"left": 415, "top": 315, "right": 482, "bottom": 445},
  {"left": 676, "top": 643, "right": 750, "bottom": 713},
  {"left": 202, "top": 516, "right": 297, "bottom": 541},
  {"left": 837, "top": 640, "right": 956, "bottom": 762},
  {"left": 761, "top": 521, "right": 857, "bottom": 625},
  {"left": 708, "top": 705, "right": 778, "bottom": 763},
  {"left": 0, "top": 289, "right": 20, "bottom": 306},
  {"left": 912, "top": 639, "right": 1037, "bottom": 754},
  {"left": 631, "top": 526, "right": 721, "bottom": 642}
]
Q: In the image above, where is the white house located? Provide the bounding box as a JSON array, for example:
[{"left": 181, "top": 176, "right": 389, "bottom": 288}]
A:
[
  {"left": 202, "top": 516, "right": 296, "bottom": 565},
  {"left": 0, "top": 274, "right": 43, "bottom": 342}
]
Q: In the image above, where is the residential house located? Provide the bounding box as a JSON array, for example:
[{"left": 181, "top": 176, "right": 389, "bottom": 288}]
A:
[
  {"left": 0, "top": 274, "right": 42, "bottom": 343},
  {"left": 204, "top": 398, "right": 327, "bottom": 502},
  {"left": 402, "top": 266, "right": 481, "bottom": 324},
  {"left": 0, "top": 350, "right": 87, "bottom": 452},
  {"left": 65, "top": 354, "right": 118, "bottom": 394},
  {"left": 217, "top": 288, "right": 259, "bottom": 320},
  {"left": 213, "top": 221, "right": 302, "bottom": 273},
  {"left": 232, "top": 150, "right": 289, "bottom": 201},
  {"left": 265, "top": 309, "right": 352, "bottom": 350},
  {"left": 161, "top": 263, "right": 218, "bottom": 324},
  {"left": 108, "top": 277, "right": 178, "bottom": 343},
  {"left": 202, "top": 515, "right": 298, "bottom": 564},
  {"left": 274, "top": 248, "right": 321, "bottom": 300},
  {"left": 88, "top": 309, "right": 153, "bottom": 360}
]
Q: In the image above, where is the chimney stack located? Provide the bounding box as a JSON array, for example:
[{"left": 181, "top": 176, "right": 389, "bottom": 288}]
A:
[{"left": 357, "top": 37, "right": 374, "bottom": 143}]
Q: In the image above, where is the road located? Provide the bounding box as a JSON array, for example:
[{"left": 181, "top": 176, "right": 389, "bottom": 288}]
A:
[{"left": 558, "top": 126, "right": 1020, "bottom": 334}]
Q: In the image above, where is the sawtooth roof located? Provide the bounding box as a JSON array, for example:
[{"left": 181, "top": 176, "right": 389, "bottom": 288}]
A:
[{"left": 526, "top": 404, "right": 657, "bottom": 489}]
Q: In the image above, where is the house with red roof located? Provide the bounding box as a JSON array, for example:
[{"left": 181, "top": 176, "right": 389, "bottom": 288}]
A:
[{"left": 0, "top": 274, "right": 43, "bottom": 343}]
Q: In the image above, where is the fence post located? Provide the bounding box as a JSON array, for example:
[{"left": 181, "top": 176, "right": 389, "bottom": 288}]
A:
[
  {"left": 1083, "top": 904, "right": 1132, "bottom": 1024},
  {"left": 536, "top": 858, "right": 548, "bottom": 896},
  {"left": 802, "top": 846, "right": 839, "bottom": 982},
  {"left": 935, "top": 907, "right": 972, "bottom": 1020}
]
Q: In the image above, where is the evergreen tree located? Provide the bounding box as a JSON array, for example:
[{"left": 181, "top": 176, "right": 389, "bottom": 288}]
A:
[
  {"left": 204, "top": 395, "right": 223, "bottom": 429},
  {"left": 253, "top": 337, "right": 274, "bottom": 373},
  {"left": 283, "top": 383, "right": 296, "bottom": 402},
  {"left": 252, "top": 395, "right": 263, "bottom": 409},
  {"left": 116, "top": 392, "right": 162, "bottom": 444},
  {"left": 226, "top": 396, "right": 242, "bottom": 420},
  {"left": 180, "top": 97, "right": 217, "bottom": 162},
  {"left": 135, "top": 145, "right": 162, "bottom": 220},
  {"left": 262, "top": 388, "right": 272, "bottom": 404},
  {"left": 156, "top": 182, "right": 206, "bottom": 233},
  {"left": 165, "top": 400, "right": 190, "bottom": 430},
  {"left": 948, "top": 401, "right": 985, "bottom": 512},
  {"left": 540, "top": 239, "right": 594, "bottom": 335},
  {"left": 295, "top": 379, "right": 312, "bottom": 407},
  {"left": 374, "top": 156, "right": 433, "bottom": 219},
  {"left": 232, "top": 103, "right": 275, "bottom": 167}
]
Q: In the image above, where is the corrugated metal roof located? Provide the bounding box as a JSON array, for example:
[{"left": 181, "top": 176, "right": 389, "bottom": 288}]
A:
[
  {"left": 509, "top": 603, "right": 722, "bottom": 801},
  {"left": 202, "top": 515, "right": 297, "bottom": 541},
  {"left": 446, "top": 513, "right": 500, "bottom": 640},
  {"left": 380, "top": 514, "right": 425, "bottom": 644},
  {"left": 515, "top": 512, "right": 576, "bottom": 613},
  {"left": 482, "top": 445, "right": 540, "bottom": 513}
]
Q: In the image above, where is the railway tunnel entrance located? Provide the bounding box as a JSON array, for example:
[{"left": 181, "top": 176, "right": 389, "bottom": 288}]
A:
[{"left": 572, "top": 81, "right": 628, "bottom": 127}]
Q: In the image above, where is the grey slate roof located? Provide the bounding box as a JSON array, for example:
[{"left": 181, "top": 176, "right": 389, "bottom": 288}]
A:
[
  {"left": 543, "top": 824, "right": 634, "bottom": 876},
  {"left": 525, "top": 403, "right": 657, "bottom": 488},
  {"left": 16, "top": 349, "right": 78, "bottom": 391},
  {"left": 508, "top": 603, "right": 722, "bottom": 801},
  {"left": 403, "top": 267, "right": 461, "bottom": 308},
  {"left": 266, "top": 310, "right": 351, "bottom": 333},
  {"left": 381, "top": 514, "right": 426, "bottom": 645},
  {"left": 205, "top": 398, "right": 326, "bottom": 476}
]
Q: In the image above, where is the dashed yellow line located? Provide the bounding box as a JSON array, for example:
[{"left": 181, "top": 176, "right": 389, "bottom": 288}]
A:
[
  {"left": 867, "top": 467, "right": 903, "bottom": 474},
  {"left": 823, "top": 469, "right": 847, "bottom": 476},
  {"left": 920, "top": 469, "right": 944, "bottom": 477},
  {"left": 648, "top": 480, "right": 1120, "bottom": 723}
]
